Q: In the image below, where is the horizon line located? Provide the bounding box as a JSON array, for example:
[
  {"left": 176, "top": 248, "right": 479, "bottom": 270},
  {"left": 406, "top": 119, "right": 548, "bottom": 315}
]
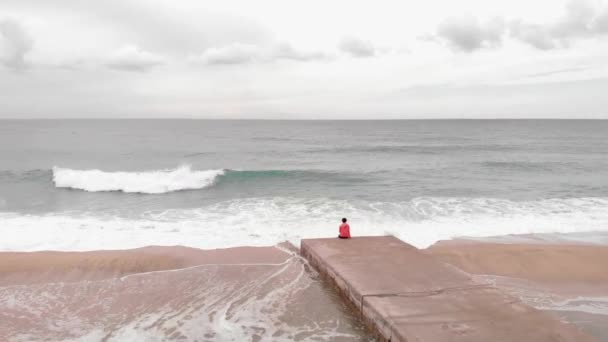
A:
[{"left": 2, "top": 117, "right": 608, "bottom": 121}]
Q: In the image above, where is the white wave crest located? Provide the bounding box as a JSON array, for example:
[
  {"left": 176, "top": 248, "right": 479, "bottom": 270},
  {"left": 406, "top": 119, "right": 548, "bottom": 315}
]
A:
[{"left": 52, "top": 166, "right": 224, "bottom": 194}]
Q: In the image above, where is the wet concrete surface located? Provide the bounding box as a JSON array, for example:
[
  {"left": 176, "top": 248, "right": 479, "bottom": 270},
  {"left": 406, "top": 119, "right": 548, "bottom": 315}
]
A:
[{"left": 302, "top": 236, "right": 597, "bottom": 342}]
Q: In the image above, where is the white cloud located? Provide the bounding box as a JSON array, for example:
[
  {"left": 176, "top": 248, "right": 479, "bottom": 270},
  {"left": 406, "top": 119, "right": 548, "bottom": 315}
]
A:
[
  {"left": 338, "top": 36, "right": 375, "bottom": 57},
  {"left": 436, "top": 15, "right": 505, "bottom": 52},
  {"left": 0, "top": 19, "right": 33, "bottom": 70},
  {"left": 105, "top": 45, "right": 165, "bottom": 72}
]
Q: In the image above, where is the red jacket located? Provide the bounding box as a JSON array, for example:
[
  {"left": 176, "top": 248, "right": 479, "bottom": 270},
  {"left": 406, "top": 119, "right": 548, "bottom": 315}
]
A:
[{"left": 339, "top": 223, "right": 351, "bottom": 238}]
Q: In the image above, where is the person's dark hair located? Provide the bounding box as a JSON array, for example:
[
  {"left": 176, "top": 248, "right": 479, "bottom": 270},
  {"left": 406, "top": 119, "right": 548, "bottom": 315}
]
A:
[{"left": 342, "top": 218, "right": 347, "bottom": 223}]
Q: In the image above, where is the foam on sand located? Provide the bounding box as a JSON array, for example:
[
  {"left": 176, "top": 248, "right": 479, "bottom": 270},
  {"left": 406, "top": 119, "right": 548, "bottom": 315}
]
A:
[
  {"left": 0, "top": 245, "right": 372, "bottom": 341},
  {"left": 52, "top": 165, "right": 224, "bottom": 194}
]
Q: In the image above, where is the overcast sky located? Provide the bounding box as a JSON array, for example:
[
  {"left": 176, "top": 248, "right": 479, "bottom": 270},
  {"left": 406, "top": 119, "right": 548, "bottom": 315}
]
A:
[{"left": 1, "top": 0, "right": 608, "bottom": 119}]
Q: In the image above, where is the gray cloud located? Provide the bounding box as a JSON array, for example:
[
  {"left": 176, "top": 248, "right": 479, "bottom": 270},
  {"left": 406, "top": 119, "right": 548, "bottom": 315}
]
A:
[
  {"left": 509, "top": 21, "right": 557, "bottom": 50},
  {"left": 526, "top": 66, "right": 589, "bottom": 78},
  {"left": 553, "top": 0, "right": 596, "bottom": 37},
  {"left": 271, "top": 43, "right": 328, "bottom": 61},
  {"left": 338, "top": 37, "right": 375, "bottom": 57},
  {"left": 1, "top": 0, "right": 271, "bottom": 56},
  {"left": 594, "top": 8, "right": 608, "bottom": 32},
  {"left": 0, "top": 19, "right": 33, "bottom": 70},
  {"left": 436, "top": 15, "right": 505, "bottom": 52},
  {"left": 192, "top": 42, "right": 328, "bottom": 65},
  {"left": 430, "top": 1, "right": 608, "bottom": 52},
  {"left": 510, "top": 0, "right": 608, "bottom": 50},
  {"left": 105, "top": 45, "right": 165, "bottom": 72},
  {"left": 194, "top": 43, "right": 261, "bottom": 65}
]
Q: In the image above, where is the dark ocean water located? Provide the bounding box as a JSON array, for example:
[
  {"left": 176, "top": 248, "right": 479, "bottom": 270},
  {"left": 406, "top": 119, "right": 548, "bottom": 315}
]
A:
[{"left": 1, "top": 119, "right": 608, "bottom": 251}]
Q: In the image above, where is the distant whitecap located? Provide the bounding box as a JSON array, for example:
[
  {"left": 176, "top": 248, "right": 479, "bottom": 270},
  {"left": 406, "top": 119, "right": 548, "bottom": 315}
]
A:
[{"left": 52, "top": 165, "right": 225, "bottom": 194}]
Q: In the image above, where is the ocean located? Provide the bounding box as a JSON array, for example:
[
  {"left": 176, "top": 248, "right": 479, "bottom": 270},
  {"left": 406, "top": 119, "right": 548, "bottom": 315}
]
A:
[{"left": 1, "top": 119, "right": 608, "bottom": 251}]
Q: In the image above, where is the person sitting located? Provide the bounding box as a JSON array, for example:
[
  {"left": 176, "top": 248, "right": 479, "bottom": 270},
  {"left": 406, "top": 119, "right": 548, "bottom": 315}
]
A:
[{"left": 338, "top": 218, "right": 351, "bottom": 239}]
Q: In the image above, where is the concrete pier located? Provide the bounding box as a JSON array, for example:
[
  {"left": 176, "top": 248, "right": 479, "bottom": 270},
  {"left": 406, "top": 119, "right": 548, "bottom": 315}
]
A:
[{"left": 301, "top": 236, "right": 597, "bottom": 342}]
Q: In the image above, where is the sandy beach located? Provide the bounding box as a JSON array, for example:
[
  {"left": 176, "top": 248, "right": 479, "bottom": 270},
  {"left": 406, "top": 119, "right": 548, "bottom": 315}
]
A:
[
  {"left": 0, "top": 245, "right": 291, "bottom": 286},
  {"left": 426, "top": 238, "right": 608, "bottom": 341},
  {"left": 426, "top": 239, "right": 608, "bottom": 285}
]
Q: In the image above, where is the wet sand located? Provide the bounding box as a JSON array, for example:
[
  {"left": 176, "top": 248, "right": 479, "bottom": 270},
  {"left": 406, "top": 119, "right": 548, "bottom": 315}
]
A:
[
  {"left": 0, "top": 244, "right": 373, "bottom": 341},
  {"left": 426, "top": 239, "right": 608, "bottom": 341},
  {"left": 0, "top": 245, "right": 289, "bottom": 286}
]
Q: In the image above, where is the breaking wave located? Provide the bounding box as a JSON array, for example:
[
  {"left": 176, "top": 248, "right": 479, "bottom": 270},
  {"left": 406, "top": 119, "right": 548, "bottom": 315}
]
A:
[
  {"left": 52, "top": 166, "right": 225, "bottom": 194},
  {"left": 50, "top": 166, "right": 361, "bottom": 194}
]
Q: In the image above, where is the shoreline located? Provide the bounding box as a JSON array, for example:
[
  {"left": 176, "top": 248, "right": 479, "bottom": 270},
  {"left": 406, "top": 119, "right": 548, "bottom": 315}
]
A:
[{"left": 2, "top": 231, "right": 607, "bottom": 285}]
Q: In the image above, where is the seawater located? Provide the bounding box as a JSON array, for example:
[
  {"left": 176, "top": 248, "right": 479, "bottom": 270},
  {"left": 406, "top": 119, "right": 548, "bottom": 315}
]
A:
[{"left": 1, "top": 119, "right": 608, "bottom": 251}]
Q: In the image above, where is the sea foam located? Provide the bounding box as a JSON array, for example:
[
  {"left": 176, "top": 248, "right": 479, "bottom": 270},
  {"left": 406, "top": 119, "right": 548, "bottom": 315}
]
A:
[
  {"left": 52, "top": 166, "right": 224, "bottom": 194},
  {"left": 1, "top": 197, "right": 608, "bottom": 252}
]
